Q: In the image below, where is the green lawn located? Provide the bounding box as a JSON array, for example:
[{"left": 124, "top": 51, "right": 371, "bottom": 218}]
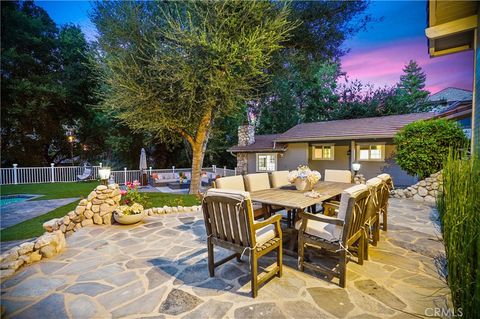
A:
[
  {"left": 0, "top": 181, "right": 99, "bottom": 200},
  {"left": 1, "top": 182, "right": 200, "bottom": 242}
]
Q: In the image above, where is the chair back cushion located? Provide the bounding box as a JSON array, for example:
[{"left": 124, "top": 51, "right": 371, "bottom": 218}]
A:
[
  {"left": 244, "top": 173, "right": 271, "bottom": 192},
  {"left": 269, "top": 171, "right": 290, "bottom": 188},
  {"left": 202, "top": 189, "right": 254, "bottom": 247},
  {"left": 215, "top": 175, "right": 246, "bottom": 191},
  {"left": 338, "top": 184, "right": 371, "bottom": 242},
  {"left": 324, "top": 169, "right": 352, "bottom": 183}
]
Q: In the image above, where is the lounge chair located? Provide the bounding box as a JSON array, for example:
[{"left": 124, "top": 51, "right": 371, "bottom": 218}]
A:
[
  {"left": 77, "top": 165, "right": 92, "bottom": 181},
  {"left": 296, "top": 184, "right": 371, "bottom": 287},
  {"left": 324, "top": 169, "right": 352, "bottom": 183},
  {"left": 202, "top": 188, "right": 282, "bottom": 298}
]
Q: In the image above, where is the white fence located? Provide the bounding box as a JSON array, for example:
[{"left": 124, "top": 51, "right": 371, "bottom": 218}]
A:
[{"left": 0, "top": 164, "right": 237, "bottom": 185}]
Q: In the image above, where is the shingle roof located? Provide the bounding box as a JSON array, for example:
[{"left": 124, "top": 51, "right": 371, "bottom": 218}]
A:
[
  {"left": 228, "top": 134, "right": 286, "bottom": 153},
  {"left": 274, "top": 113, "right": 434, "bottom": 142},
  {"left": 428, "top": 87, "right": 472, "bottom": 102}
]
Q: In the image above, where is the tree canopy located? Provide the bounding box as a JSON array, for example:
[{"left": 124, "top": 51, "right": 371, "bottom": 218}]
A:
[{"left": 91, "top": 0, "right": 296, "bottom": 193}]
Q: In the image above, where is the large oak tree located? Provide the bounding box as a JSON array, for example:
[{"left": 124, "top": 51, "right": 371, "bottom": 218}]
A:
[{"left": 91, "top": 1, "right": 295, "bottom": 193}]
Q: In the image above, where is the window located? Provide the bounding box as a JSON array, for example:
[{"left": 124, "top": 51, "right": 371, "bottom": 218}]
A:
[
  {"left": 256, "top": 153, "right": 277, "bottom": 172},
  {"left": 357, "top": 144, "right": 385, "bottom": 161},
  {"left": 311, "top": 144, "right": 334, "bottom": 160}
]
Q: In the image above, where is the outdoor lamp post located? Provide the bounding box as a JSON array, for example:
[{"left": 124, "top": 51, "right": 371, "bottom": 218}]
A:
[
  {"left": 67, "top": 133, "right": 75, "bottom": 166},
  {"left": 352, "top": 162, "right": 361, "bottom": 177},
  {"left": 98, "top": 167, "right": 111, "bottom": 186}
]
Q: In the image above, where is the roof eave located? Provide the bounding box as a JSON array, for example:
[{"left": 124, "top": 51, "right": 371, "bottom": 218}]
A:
[{"left": 274, "top": 134, "right": 397, "bottom": 143}]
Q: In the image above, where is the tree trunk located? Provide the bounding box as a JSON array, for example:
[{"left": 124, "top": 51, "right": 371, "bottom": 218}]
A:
[{"left": 185, "top": 108, "right": 213, "bottom": 195}]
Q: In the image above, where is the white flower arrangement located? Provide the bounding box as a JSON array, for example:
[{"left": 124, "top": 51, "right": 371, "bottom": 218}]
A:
[
  {"left": 116, "top": 203, "right": 144, "bottom": 215},
  {"left": 288, "top": 165, "right": 321, "bottom": 186}
]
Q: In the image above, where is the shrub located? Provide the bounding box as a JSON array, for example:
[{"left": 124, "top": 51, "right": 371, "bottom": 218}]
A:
[
  {"left": 437, "top": 153, "right": 480, "bottom": 317},
  {"left": 393, "top": 119, "right": 468, "bottom": 179}
]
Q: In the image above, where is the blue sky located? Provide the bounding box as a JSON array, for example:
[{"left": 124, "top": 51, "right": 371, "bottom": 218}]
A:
[{"left": 37, "top": 0, "right": 473, "bottom": 93}]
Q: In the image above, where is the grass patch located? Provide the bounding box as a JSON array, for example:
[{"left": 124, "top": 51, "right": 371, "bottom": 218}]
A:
[
  {"left": 0, "top": 201, "right": 80, "bottom": 242},
  {"left": 0, "top": 181, "right": 99, "bottom": 200},
  {"left": 0, "top": 181, "right": 200, "bottom": 242}
]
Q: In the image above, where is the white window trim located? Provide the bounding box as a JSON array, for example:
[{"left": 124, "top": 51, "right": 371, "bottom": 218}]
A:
[
  {"left": 311, "top": 144, "right": 335, "bottom": 161},
  {"left": 256, "top": 153, "right": 277, "bottom": 172},
  {"left": 356, "top": 143, "right": 385, "bottom": 162}
]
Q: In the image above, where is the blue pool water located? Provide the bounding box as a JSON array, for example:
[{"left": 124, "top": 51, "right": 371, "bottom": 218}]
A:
[{"left": 0, "top": 195, "right": 36, "bottom": 206}]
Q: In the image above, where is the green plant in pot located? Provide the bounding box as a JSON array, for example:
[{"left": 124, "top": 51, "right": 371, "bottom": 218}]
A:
[{"left": 114, "top": 180, "right": 149, "bottom": 224}]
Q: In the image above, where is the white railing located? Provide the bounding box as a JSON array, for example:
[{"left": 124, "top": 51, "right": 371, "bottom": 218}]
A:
[{"left": 0, "top": 164, "right": 237, "bottom": 185}]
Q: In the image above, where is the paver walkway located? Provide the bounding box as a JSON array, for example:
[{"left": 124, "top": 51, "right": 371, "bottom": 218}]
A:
[
  {"left": 0, "top": 197, "right": 79, "bottom": 230},
  {"left": 0, "top": 198, "right": 450, "bottom": 318}
]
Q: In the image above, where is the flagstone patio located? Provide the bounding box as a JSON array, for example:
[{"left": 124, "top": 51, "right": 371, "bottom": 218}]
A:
[{"left": 0, "top": 198, "right": 450, "bottom": 319}]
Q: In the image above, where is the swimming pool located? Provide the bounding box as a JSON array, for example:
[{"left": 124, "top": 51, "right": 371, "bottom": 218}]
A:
[{"left": 0, "top": 195, "right": 36, "bottom": 206}]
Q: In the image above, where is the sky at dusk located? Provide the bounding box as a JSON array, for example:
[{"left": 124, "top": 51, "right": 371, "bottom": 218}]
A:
[{"left": 37, "top": 0, "right": 474, "bottom": 94}]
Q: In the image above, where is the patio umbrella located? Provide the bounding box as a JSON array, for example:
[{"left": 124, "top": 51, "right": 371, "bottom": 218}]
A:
[
  {"left": 139, "top": 148, "right": 148, "bottom": 186},
  {"left": 139, "top": 148, "right": 147, "bottom": 172}
]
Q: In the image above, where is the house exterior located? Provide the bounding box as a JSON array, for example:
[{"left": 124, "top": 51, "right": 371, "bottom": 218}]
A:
[
  {"left": 425, "top": 0, "right": 479, "bottom": 154},
  {"left": 431, "top": 87, "right": 473, "bottom": 138},
  {"left": 229, "top": 113, "right": 433, "bottom": 187}
]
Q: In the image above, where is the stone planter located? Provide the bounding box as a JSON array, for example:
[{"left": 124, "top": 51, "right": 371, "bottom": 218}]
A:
[
  {"left": 294, "top": 179, "right": 312, "bottom": 191},
  {"left": 113, "top": 211, "right": 145, "bottom": 225}
]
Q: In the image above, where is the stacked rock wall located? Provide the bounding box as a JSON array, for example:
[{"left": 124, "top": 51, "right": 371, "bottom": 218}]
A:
[
  {"left": 42, "top": 184, "right": 121, "bottom": 236},
  {"left": 0, "top": 230, "right": 66, "bottom": 278},
  {"left": 391, "top": 172, "right": 442, "bottom": 203}
]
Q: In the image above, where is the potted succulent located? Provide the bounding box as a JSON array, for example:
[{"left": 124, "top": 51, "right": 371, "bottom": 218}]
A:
[
  {"left": 288, "top": 165, "right": 321, "bottom": 191},
  {"left": 114, "top": 180, "right": 148, "bottom": 224}
]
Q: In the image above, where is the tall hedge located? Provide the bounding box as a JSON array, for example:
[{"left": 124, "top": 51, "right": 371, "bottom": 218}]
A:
[{"left": 393, "top": 119, "right": 468, "bottom": 179}]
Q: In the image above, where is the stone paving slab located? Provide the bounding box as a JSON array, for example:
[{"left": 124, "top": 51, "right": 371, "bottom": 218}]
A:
[
  {"left": 0, "top": 197, "right": 80, "bottom": 230},
  {"left": 0, "top": 198, "right": 451, "bottom": 318}
]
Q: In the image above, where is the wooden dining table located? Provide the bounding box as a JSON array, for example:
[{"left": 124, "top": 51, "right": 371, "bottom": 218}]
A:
[{"left": 250, "top": 181, "right": 354, "bottom": 255}]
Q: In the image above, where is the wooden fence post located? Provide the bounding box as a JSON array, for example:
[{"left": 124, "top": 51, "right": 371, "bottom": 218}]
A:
[
  {"left": 13, "top": 164, "right": 18, "bottom": 185},
  {"left": 223, "top": 166, "right": 227, "bottom": 176},
  {"left": 172, "top": 166, "right": 175, "bottom": 174},
  {"left": 51, "top": 163, "right": 55, "bottom": 183},
  {"left": 124, "top": 167, "right": 127, "bottom": 185}
]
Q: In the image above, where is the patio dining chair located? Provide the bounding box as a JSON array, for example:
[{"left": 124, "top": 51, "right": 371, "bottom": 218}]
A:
[
  {"left": 324, "top": 169, "right": 352, "bottom": 183},
  {"left": 214, "top": 175, "right": 267, "bottom": 219},
  {"left": 376, "top": 173, "right": 393, "bottom": 231},
  {"left": 296, "top": 184, "right": 371, "bottom": 288},
  {"left": 202, "top": 188, "right": 283, "bottom": 298},
  {"left": 269, "top": 170, "right": 290, "bottom": 188},
  {"left": 363, "top": 177, "right": 383, "bottom": 260}
]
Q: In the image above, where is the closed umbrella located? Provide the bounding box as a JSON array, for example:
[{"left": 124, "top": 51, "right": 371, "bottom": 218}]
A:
[{"left": 139, "top": 148, "right": 147, "bottom": 186}]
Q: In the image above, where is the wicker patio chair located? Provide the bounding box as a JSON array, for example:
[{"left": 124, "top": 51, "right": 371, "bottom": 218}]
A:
[
  {"left": 214, "top": 175, "right": 267, "bottom": 219},
  {"left": 297, "top": 184, "right": 371, "bottom": 288},
  {"left": 377, "top": 173, "right": 393, "bottom": 231},
  {"left": 202, "top": 188, "right": 282, "bottom": 298}
]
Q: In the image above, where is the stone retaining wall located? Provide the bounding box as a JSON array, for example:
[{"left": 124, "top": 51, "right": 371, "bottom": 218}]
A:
[
  {"left": 42, "top": 184, "right": 121, "bottom": 236},
  {"left": 0, "top": 230, "right": 66, "bottom": 279},
  {"left": 390, "top": 172, "right": 442, "bottom": 203}
]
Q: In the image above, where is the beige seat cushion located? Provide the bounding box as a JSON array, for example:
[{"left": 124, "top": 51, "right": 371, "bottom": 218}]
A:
[
  {"left": 324, "top": 169, "right": 352, "bottom": 183},
  {"left": 269, "top": 171, "right": 290, "bottom": 188},
  {"left": 215, "top": 175, "right": 246, "bottom": 191},
  {"left": 295, "top": 219, "right": 342, "bottom": 242},
  {"left": 244, "top": 173, "right": 271, "bottom": 192},
  {"left": 255, "top": 224, "right": 276, "bottom": 245},
  {"left": 337, "top": 184, "right": 369, "bottom": 220}
]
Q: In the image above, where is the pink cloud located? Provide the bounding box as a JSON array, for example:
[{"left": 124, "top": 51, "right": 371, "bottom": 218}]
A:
[{"left": 341, "top": 38, "right": 474, "bottom": 94}]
